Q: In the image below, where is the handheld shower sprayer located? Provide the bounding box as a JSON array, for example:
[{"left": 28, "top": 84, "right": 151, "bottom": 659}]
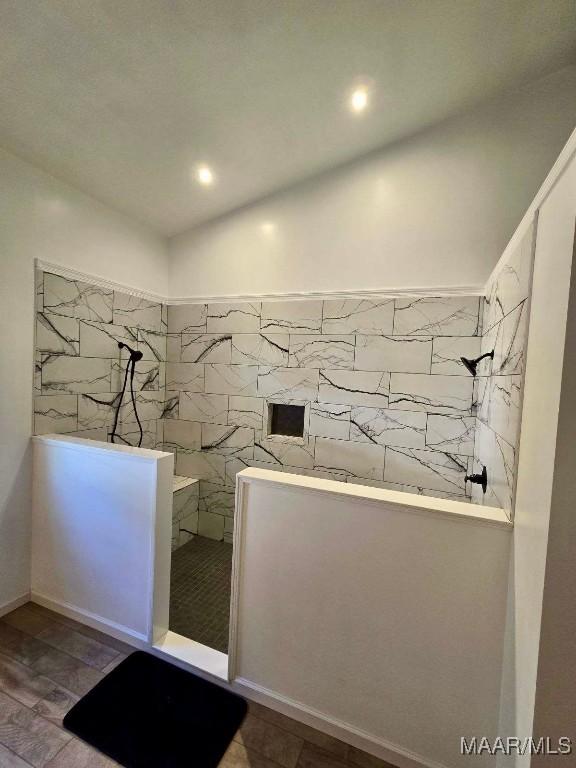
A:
[
  {"left": 460, "top": 350, "right": 494, "bottom": 377},
  {"left": 109, "top": 341, "right": 144, "bottom": 447}
]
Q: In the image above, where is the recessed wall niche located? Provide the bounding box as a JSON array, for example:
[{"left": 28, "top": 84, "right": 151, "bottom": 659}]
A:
[{"left": 268, "top": 403, "right": 305, "bottom": 438}]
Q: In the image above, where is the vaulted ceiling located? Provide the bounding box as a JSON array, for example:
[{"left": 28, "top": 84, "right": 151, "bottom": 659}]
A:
[{"left": 1, "top": 0, "right": 575, "bottom": 236}]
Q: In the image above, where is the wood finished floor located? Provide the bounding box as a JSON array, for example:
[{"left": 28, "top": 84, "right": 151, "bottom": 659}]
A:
[{"left": 0, "top": 603, "right": 397, "bottom": 768}]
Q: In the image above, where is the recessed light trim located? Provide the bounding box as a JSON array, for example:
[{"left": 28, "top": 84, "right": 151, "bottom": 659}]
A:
[
  {"left": 349, "top": 86, "right": 369, "bottom": 114},
  {"left": 196, "top": 165, "right": 215, "bottom": 186}
]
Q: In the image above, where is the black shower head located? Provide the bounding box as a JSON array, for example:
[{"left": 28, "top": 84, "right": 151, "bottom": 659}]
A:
[
  {"left": 118, "top": 342, "right": 143, "bottom": 361},
  {"left": 460, "top": 350, "right": 494, "bottom": 377}
]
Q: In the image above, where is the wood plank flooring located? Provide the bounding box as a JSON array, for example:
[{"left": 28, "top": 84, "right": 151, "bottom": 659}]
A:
[{"left": 0, "top": 603, "right": 397, "bottom": 768}]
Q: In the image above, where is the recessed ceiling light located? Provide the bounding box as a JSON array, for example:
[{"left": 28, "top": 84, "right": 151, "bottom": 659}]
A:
[
  {"left": 260, "top": 221, "right": 277, "bottom": 236},
  {"left": 195, "top": 165, "right": 215, "bottom": 186},
  {"left": 349, "top": 86, "right": 369, "bottom": 114}
]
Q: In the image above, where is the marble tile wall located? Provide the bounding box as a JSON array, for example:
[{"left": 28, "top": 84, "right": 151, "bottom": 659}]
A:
[
  {"left": 470, "top": 218, "right": 536, "bottom": 518},
  {"left": 33, "top": 270, "right": 167, "bottom": 449},
  {"left": 165, "top": 295, "right": 484, "bottom": 540}
]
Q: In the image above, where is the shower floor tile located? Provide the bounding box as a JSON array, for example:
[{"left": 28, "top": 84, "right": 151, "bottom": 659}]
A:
[{"left": 169, "top": 535, "right": 233, "bottom": 653}]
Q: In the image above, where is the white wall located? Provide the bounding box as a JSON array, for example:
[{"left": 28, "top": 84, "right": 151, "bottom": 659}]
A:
[
  {"left": 497, "top": 149, "right": 576, "bottom": 763},
  {"left": 0, "top": 147, "right": 168, "bottom": 610},
  {"left": 169, "top": 67, "right": 576, "bottom": 299}
]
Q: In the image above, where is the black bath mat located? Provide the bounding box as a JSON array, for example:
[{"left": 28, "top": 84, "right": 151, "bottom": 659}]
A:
[{"left": 63, "top": 651, "right": 247, "bottom": 768}]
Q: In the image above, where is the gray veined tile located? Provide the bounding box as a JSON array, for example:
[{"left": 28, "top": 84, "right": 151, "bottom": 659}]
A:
[
  {"left": 198, "top": 510, "right": 225, "bottom": 540},
  {"left": 350, "top": 407, "right": 426, "bottom": 448},
  {"left": 165, "top": 362, "right": 204, "bottom": 392},
  {"left": 111, "top": 360, "right": 160, "bottom": 391},
  {"left": 182, "top": 334, "right": 232, "bottom": 363},
  {"left": 35, "top": 269, "right": 44, "bottom": 312},
  {"left": 207, "top": 302, "right": 261, "bottom": 333},
  {"left": 36, "top": 313, "right": 79, "bottom": 355},
  {"left": 479, "top": 375, "right": 523, "bottom": 449},
  {"left": 257, "top": 367, "right": 319, "bottom": 400},
  {"left": 163, "top": 419, "right": 202, "bottom": 451},
  {"left": 425, "top": 414, "right": 475, "bottom": 457},
  {"left": 138, "top": 329, "right": 167, "bottom": 362},
  {"left": 162, "top": 391, "right": 180, "bottom": 419},
  {"left": 431, "top": 336, "right": 481, "bottom": 375},
  {"left": 260, "top": 300, "right": 322, "bottom": 334},
  {"left": 179, "top": 392, "right": 229, "bottom": 424},
  {"left": 472, "top": 420, "right": 515, "bottom": 516},
  {"left": 108, "top": 420, "right": 158, "bottom": 448},
  {"left": 318, "top": 370, "right": 389, "bottom": 407},
  {"left": 41, "top": 355, "right": 111, "bottom": 394},
  {"left": 175, "top": 451, "right": 227, "bottom": 484},
  {"left": 78, "top": 321, "right": 138, "bottom": 358},
  {"left": 34, "top": 395, "right": 78, "bottom": 435},
  {"left": 389, "top": 373, "right": 473, "bottom": 414},
  {"left": 77, "top": 393, "right": 118, "bottom": 430},
  {"left": 166, "top": 334, "right": 181, "bottom": 362},
  {"left": 289, "top": 335, "right": 355, "bottom": 369},
  {"left": 201, "top": 424, "right": 255, "bottom": 459},
  {"left": 393, "top": 296, "right": 480, "bottom": 336},
  {"left": 254, "top": 435, "right": 315, "bottom": 469},
  {"left": 314, "top": 437, "right": 384, "bottom": 481},
  {"left": 167, "top": 304, "right": 207, "bottom": 334},
  {"left": 205, "top": 364, "right": 259, "bottom": 396},
  {"left": 492, "top": 300, "right": 528, "bottom": 376},
  {"left": 228, "top": 396, "right": 265, "bottom": 429},
  {"left": 112, "top": 292, "right": 162, "bottom": 331},
  {"left": 384, "top": 446, "right": 468, "bottom": 495},
  {"left": 43, "top": 272, "right": 113, "bottom": 323},
  {"left": 231, "top": 334, "right": 289, "bottom": 366},
  {"left": 199, "top": 482, "right": 235, "bottom": 517},
  {"left": 347, "top": 477, "right": 467, "bottom": 501},
  {"left": 308, "top": 403, "right": 351, "bottom": 440},
  {"left": 321, "top": 298, "right": 394, "bottom": 335},
  {"left": 483, "top": 218, "right": 535, "bottom": 332},
  {"left": 354, "top": 335, "right": 432, "bottom": 373},
  {"left": 161, "top": 303, "right": 168, "bottom": 332}
]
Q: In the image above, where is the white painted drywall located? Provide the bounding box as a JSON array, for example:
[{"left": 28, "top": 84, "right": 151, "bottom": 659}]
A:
[
  {"left": 31, "top": 436, "right": 173, "bottom": 641},
  {"left": 169, "top": 67, "right": 576, "bottom": 299},
  {"left": 232, "top": 470, "right": 511, "bottom": 768},
  {"left": 0, "top": 148, "right": 168, "bottom": 611},
  {"left": 497, "top": 150, "right": 576, "bottom": 765}
]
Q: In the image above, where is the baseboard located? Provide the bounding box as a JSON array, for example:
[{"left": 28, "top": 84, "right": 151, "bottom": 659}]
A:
[
  {"left": 0, "top": 592, "right": 31, "bottom": 618},
  {"left": 30, "top": 592, "right": 148, "bottom": 649},
  {"left": 231, "top": 677, "right": 449, "bottom": 768}
]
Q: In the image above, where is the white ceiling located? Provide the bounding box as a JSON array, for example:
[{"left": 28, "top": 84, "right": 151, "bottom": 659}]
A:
[{"left": 0, "top": 0, "right": 575, "bottom": 236}]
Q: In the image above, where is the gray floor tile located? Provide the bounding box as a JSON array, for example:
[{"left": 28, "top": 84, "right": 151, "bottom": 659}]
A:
[{"left": 234, "top": 714, "right": 304, "bottom": 768}]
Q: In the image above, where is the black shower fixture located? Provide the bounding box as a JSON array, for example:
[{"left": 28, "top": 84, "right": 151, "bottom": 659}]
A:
[
  {"left": 460, "top": 350, "right": 494, "bottom": 377},
  {"left": 118, "top": 342, "right": 143, "bottom": 361},
  {"left": 465, "top": 465, "right": 488, "bottom": 494},
  {"left": 109, "top": 341, "right": 144, "bottom": 447}
]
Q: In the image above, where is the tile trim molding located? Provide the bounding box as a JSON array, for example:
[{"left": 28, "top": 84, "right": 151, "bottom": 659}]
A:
[{"left": 36, "top": 259, "right": 483, "bottom": 304}]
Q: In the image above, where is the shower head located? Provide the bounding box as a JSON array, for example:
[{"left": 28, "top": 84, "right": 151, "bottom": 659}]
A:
[
  {"left": 118, "top": 342, "right": 143, "bottom": 361},
  {"left": 460, "top": 350, "right": 494, "bottom": 377}
]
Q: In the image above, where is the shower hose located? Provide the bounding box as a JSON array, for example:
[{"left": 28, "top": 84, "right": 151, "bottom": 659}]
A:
[{"left": 109, "top": 343, "right": 144, "bottom": 448}]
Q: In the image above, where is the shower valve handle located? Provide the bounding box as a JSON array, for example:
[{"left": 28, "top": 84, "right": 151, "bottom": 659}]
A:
[{"left": 465, "top": 465, "right": 488, "bottom": 494}]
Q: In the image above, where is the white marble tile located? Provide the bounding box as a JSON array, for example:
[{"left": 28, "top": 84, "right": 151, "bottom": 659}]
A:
[
  {"left": 111, "top": 360, "right": 160, "bottom": 392},
  {"left": 205, "top": 363, "right": 259, "bottom": 396},
  {"left": 389, "top": 373, "right": 473, "bottom": 414},
  {"left": 308, "top": 403, "right": 351, "bottom": 440},
  {"left": 120, "top": 390, "right": 166, "bottom": 423},
  {"left": 162, "top": 391, "right": 180, "bottom": 419},
  {"left": 163, "top": 419, "right": 202, "bottom": 451},
  {"left": 198, "top": 509, "right": 225, "bottom": 540},
  {"left": 257, "top": 366, "right": 319, "bottom": 400},
  {"left": 70, "top": 427, "right": 109, "bottom": 442},
  {"left": 254, "top": 435, "right": 316, "bottom": 469},
  {"left": 173, "top": 483, "right": 199, "bottom": 522},
  {"left": 36, "top": 313, "right": 79, "bottom": 355},
  {"left": 314, "top": 437, "right": 384, "bottom": 481},
  {"left": 483, "top": 218, "right": 535, "bottom": 332},
  {"left": 260, "top": 300, "right": 322, "bottom": 334},
  {"left": 43, "top": 273, "right": 113, "bottom": 323},
  {"left": 354, "top": 335, "right": 432, "bottom": 373},
  {"left": 35, "top": 269, "right": 44, "bottom": 311},
  {"left": 322, "top": 299, "right": 394, "bottom": 335},
  {"left": 476, "top": 319, "right": 498, "bottom": 376},
  {"left": 179, "top": 392, "right": 228, "bottom": 424},
  {"left": 111, "top": 419, "right": 158, "bottom": 448},
  {"left": 347, "top": 477, "right": 467, "bottom": 501},
  {"left": 167, "top": 304, "right": 207, "bottom": 334},
  {"left": 181, "top": 334, "right": 232, "bottom": 364},
  {"left": 175, "top": 510, "right": 199, "bottom": 547},
  {"left": 431, "top": 336, "right": 481, "bottom": 375},
  {"left": 166, "top": 334, "right": 181, "bottom": 363},
  {"left": 318, "top": 370, "right": 389, "bottom": 407},
  {"left": 199, "top": 482, "right": 235, "bottom": 517},
  {"left": 479, "top": 375, "right": 523, "bottom": 449},
  {"left": 228, "top": 396, "right": 265, "bottom": 429},
  {"left": 34, "top": 395, "right": 78, "bottom": 434},
  {"left": 165, "top": 362, "right": 204, "bottom": 392},
  {"left": 77, "top": 392, "right": 118, "bottom": 429},
  {"left": 289, "top": 335, "right": 355, "bottom": 369},
  {"left": 207, "top": 302, "right": 261, "bottom": 333},
  {"left": 41, "top": 355, "right": 111, "bottom": 394},
  {"left": 492, "top": 300, "right": 528, "bottom": 376},
  {"left": 384, "top": 446, "right": 468, "bottom": 495},
  {"left": 77, "top": 321, "right": 137, "bottom": 358},
  {"left": 201, "top": 424, "right": 254, "bottom": 459},
  {"left": 175, "top": 450, "right": 227, "bottom": 484},
  {"left": 138, "top": 329, "right": 167, "bottom": 362},
  {"left": 231, "top": 334, "right": 289, "bottom": 366},
  {"left": 425, "top": 414, "right": 475, "bottom": 456},
  {"left": 472, "top": 420, "right": 515, "bottom": 516},
  {"left": 112, "top": 293, "right": 162, "bottom": 331},
  {"left": 393, "top": 296, "right": 480, "bottom": 336},
  {"left": 350, "top": 407, "right": 427, "bottom": 448}
]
